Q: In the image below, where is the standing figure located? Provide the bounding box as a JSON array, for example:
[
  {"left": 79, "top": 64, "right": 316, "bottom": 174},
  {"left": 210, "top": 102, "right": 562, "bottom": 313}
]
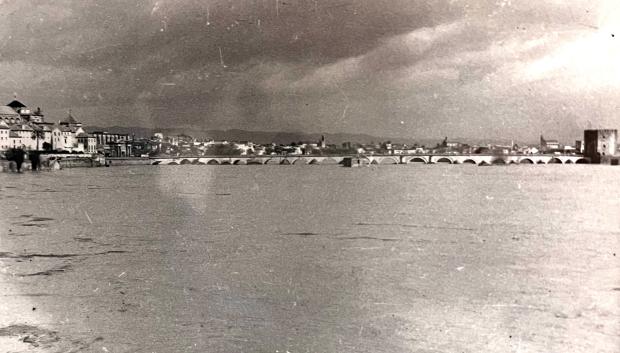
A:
[
  {"left": 29, "top": 151, "right": 41, "bottom": 171},
  {"left": 8, "top": 148, "right": 26, "bottom": 173}
]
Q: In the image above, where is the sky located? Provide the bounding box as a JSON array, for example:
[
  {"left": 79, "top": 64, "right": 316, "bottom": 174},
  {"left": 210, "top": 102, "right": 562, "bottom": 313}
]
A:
[{"left": 0, "top": 0, "right": 618, "bottom": 142}]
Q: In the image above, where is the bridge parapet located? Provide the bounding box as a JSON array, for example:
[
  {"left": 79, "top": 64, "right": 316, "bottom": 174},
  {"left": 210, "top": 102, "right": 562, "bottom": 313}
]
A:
[{"left": 149, "top": 154, "right": 590, "bottom": 166}]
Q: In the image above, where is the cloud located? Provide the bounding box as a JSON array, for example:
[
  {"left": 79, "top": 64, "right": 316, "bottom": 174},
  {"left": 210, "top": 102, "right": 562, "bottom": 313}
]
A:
[
  {"left": 0, "top": 0, "right": 617, "bottom": 141},
  {"left": 517, "top": 31, "right": 620, "bottom": 89},
  {"left": 291, "top": 20, "right": 466, "bottom": 89}
]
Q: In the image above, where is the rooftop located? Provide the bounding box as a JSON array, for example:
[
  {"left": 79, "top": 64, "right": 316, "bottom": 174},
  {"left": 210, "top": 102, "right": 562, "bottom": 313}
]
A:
[
  {"left": 0, "top": 106, "right": 19, "bottom": 116},
  {"left": 61, "top": 112, "right": 78, "bottom": 125},
  {"left": 10, "top": 124, "right": 33, "bottom": 131},
  {"left": 7, "top": 100, "right": 26, "bottom": 109}
]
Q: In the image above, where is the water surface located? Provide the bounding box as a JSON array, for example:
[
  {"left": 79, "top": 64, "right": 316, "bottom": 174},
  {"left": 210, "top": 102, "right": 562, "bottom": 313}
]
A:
[{"left": 1, "top": 164, "right": 618, "bottom": 352}]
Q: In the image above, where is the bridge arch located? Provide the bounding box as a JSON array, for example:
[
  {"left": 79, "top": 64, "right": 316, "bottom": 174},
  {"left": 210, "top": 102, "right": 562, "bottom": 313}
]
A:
[
  {"left": 206, "top": 159, "right": 220, "bottom": 165},
  {"left": 492, "top": 158, "right": 507, "bottom": 165},
  {"left": 462, "top": 159, "right": 477, "bottom": 165},
  {"left": 519, "top": 158, "right": 534, "bottom": 164},
  {"left": 575, "top": 158, "right": 589, "bottom": 164},
  {"left": 168, "top": 161, "right": 178, "bottom": 165},
  {"left": 548, "top": 157, "right": 563, "bottom": 164},
  {"left": 407, "top": 157, "right": 427, "bottom": 164},
  {"left": 265, "top": 158, "right": 281, "bottom": 165},
  {"left": 378, "top": 156, "right": 399, "bottom": 165},
  {"left": 564, "top": 159, "right": 574, "bottom": 164},
  {"left": 292, "top": 158, "right": 307, "bottom": 165},
  {"left": 152, "top": 161, "right": 161, "bottom": 165},
  {"left": 233, "top": 159, "right": 246, "bottom": 165},
  {"left": 191, "top": 159, "right": 204, "bottom": 165},
  {"left": 536, "top": 160, "right": 546, "bottom": 164},
  {"left": 435, "top": 157, "right": 452, "bottom": 164},
  {"left": 281, "top": 159, "right": 291, "bottom": 165},
  {"left": 180, "top": 159, "right": 192, "bottom": 165},
  {"left": 220, "top": 160, "right": 231, "bottom": 165}
]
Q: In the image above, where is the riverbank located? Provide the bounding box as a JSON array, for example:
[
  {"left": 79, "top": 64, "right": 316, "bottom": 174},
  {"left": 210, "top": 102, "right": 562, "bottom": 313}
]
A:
[{"left": 0, "top": 154, "right": 105, "bottom": 172}]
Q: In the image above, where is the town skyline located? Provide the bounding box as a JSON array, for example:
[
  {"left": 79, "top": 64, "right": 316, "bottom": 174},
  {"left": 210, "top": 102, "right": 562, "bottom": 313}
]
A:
[
  {"left": 1, "top": 1, "right": 619, "bottom": 142},
  {"left": 0, "top": 95, "right": 606, "bottom": 148},
  {"left": 1, "top": 94, "right": 618, "bottom": 168}
]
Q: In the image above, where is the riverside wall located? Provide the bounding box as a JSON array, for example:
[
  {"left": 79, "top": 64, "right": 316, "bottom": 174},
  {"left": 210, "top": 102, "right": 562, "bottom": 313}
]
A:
[
  {"left": 105, "top": 157, "right": 152, "bottom": 166},
  {"left": 0, "top": 153, "right": 103, "bottom": 172}
]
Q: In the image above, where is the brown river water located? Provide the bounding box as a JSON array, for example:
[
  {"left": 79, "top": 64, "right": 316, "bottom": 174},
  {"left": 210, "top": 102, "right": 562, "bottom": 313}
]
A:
[{"left": 0, "top": 164, "right": 618, "bottom": 353}]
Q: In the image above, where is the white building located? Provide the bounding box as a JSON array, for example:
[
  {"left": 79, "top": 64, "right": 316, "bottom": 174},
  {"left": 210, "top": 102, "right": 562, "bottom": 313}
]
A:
[
  {"left": 0, "top": 100, "right": 95, "bottom": 153},
  {"left": 234, "top": 142, "right": 255, "bottom": 155},
  {"left": 0, "top": 122, "right": 10, "bottom": 150},
  {"left": 76, "top": 133, "right": 97, "bottom": 154},
  {"left": 12, "top": 124, "right": 37, "bottom": 150},
  {"left": 51, "top": 125, "right": 86, "bottom": 152}
]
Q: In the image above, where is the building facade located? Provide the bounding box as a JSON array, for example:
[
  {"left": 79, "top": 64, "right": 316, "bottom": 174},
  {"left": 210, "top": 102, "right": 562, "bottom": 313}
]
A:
[
  {"left": 575, "top": 140, "right": 584, "bottom": 154},
  {"left": 11, "top": 124, "right": 36, "bottom": 150},
  {"left": 0, "top": 122, "right": 11, "bottom": 150},
  {"left": 91, "top": 131, "right": 132, "bottom": 157},
  {"left": 540, "top": 135, "right": 560, "bottom": 153},
  {"left": 76, "top": 133, "right": 97, "bottom": 154}
]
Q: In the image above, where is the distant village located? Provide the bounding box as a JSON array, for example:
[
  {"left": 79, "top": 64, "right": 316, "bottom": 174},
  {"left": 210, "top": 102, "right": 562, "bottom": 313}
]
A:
[{"left": 0, "top": 99, "right": 618, "bottom": 163}]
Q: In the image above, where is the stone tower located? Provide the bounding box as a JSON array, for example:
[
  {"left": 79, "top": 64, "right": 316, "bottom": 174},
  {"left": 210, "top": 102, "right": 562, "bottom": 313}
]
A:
[{"left": 584, "top": 129, "right": 618, "bottom": 164}]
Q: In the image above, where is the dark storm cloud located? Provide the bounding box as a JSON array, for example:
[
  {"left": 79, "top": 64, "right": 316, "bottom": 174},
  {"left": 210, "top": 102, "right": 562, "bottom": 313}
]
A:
[
  {"left": 0, "top": 0, "right": 617, "bottom": 141},
  {"left": 2, "top": 1, "right": 442, "bottom": 67}
]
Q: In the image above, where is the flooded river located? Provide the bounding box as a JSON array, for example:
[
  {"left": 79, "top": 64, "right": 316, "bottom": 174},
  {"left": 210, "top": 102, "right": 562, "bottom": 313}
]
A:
[{"left": 1, "top": 164, "right": 618, "bottom": 352}]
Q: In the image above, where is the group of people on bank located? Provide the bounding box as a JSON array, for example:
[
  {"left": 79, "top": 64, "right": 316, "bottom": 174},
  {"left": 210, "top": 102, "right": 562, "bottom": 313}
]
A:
[{"left": 2, "top": 148, "right": 53, "bottom": 172}]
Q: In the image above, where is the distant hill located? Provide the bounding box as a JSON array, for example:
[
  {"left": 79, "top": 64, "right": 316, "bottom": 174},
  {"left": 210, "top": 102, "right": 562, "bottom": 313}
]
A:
[
  {"left": 85, "top": 126, "right": 527, "bottom": 146},
  {"left": 85, "top": 126, "right": 441, "bottom": 145}
]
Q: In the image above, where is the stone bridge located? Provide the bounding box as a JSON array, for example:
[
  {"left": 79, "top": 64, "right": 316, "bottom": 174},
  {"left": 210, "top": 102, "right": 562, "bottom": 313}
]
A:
[
  {"left": 150, "top": 155, "right": 347, "bottom": 165},
  {"left": 399, "top": 154, "right": 589, "bottom": 165},
  {"left": 150, "top": 154, "right": 589, "bottom": 166}
]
